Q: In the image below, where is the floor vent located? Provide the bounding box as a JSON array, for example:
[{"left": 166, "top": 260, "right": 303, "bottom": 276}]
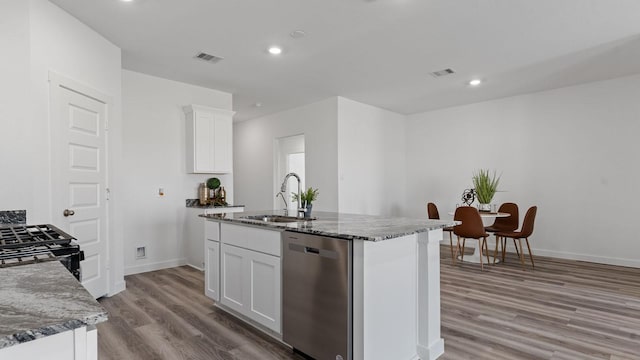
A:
[
  {"left": 429, "top": 68, "right": 456, "bottom": 78},
  {"left": 194, "top": 52, "right": 223, "bottom": 64}
]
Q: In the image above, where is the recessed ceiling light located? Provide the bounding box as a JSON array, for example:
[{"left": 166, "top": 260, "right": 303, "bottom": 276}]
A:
[
  {"left": 290, "top": 30, "right": 306, "bottom": 39},
  {"left": 468, "top": 79, "right": 482, "bottom": 86},
  {"left": 254, "top": 102, "right": 263, "bottom": 107},
  {"left": 268, "top": 46, "right": 282, "bottom": 55},
  {"left": 121, "top": 0, "right": 134, "bottom": 2}
]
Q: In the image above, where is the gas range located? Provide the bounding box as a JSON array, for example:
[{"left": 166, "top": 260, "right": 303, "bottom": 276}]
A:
[{"left": 0, "top": 224, "right": 84, "bottom": 280}]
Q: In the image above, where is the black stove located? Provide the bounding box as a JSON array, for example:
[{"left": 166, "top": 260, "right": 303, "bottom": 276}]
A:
[{"left": 0, "top": 224, "right": 84, "bottom": 280}]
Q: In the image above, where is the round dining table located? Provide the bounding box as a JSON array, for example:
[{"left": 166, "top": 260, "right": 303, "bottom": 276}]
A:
[{"left": 447, "top": 211, "right": 510, "bottom": 264}]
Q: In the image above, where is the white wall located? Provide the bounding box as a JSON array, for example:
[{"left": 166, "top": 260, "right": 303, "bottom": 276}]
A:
[
  {"left": 0, "top": 1, "right": 32, "bottom": 218},
  {"left": 338, "top": 98, "right": 407, "bottom": 216},
  {"left": 234, "top": 98, "right": 339, "bottom": 212},
  {"left": 0, "top": 0, "right": 125, "bottom": 294},
  {"left": 121, "top": 70, "right": 233, "bottom": 275},
  {"left": 406, "top": 73, "right": 640, "bottom": 267}
]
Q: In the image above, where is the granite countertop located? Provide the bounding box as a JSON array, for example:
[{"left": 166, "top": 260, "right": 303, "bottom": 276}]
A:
[
  {"left": 200, "top": 210, "right": 457, "bottom": 242},
  {"left": 0, "top": 261, "right": 108, "bottom": 349},
  {"left": 185, "top": 199, "right": 245, "bottom": 209}
]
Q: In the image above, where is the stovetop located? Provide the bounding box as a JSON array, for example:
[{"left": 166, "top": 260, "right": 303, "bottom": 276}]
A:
[
  {"left": 0, "top": 224, "right": 75, "bottom": 249},
  {"left": 0, "top": 224, "right": 82, "bottom": 274}
]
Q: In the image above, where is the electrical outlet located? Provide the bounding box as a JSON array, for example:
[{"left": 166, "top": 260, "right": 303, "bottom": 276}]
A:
[{"left": 136, "top": 246, "right": 147, "bottom": 259}]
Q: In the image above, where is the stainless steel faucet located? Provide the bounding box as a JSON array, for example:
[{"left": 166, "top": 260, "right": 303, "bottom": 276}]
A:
[
  {"left": 276, "top": 192, "right": 288, "bottom": 216},
  {"left": 279, "top": 172, "right": 306, "bottom": 218}
]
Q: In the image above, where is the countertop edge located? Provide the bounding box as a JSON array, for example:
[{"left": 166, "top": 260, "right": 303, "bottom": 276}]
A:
[
  {"left": 0, "top": 311, "right": 108, "bottom": 349},
  {"left": 199, "top": 214, "right": 457, "bottom": 242}
]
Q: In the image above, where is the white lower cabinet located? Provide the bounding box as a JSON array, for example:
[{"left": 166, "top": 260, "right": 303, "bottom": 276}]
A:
[
  {"left": 204, "top": 220, "right": 221, "bottom": 301},
  {"left": 218, "top": 223, "right": 282, "bottom": 334},
  {"left": 247, "top": 249, "right": 281, "bottom": 331},
  {"left": 0, "top": 326, "right": 97, "bottom": 360},
  {"left": 205, "top": 239, "right": 220, "bottom": 301}
]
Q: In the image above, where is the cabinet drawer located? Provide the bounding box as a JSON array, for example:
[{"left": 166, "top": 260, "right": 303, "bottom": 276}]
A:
[
  {"left": 221, "top": 223, "right": 281, "bottom": 257},
  {"left": 205, "top": 220, "right": 220, "bottom": 241},
  {"left": 246, "top": 227, "right": 281, "bottom": 257}
]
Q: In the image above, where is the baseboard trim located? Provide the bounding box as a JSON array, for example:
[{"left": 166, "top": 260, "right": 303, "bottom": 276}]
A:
[
  {"left": 440, "top": 241, "right": 640, "bottom": 268},
  {"left": 186, "top": 263, "right": 204, "bottom": 272},
  {"left": 532, "top": 248, "right": 640, "bottom": 268},
  {"left": 107, "top": 280, "right": 126, "bottom": 297},
  {"left": 124, "top": 258, "right": 187, "bottom": 276}
]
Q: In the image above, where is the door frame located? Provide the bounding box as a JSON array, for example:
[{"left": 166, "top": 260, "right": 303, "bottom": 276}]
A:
[
  {"left": 48, "top": 71, "right": 114, "bottom": 296},
  {"left": 273, "top": 134, "right": 305, "bottom": 211}
]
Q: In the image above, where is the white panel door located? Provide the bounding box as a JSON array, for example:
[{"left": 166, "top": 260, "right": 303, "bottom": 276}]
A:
[
  {"left": 52, "top": 86, "right": 108, "bottom": 299},
  {"left": 247, "top": 251, "right": 281, "bottom": 333}
]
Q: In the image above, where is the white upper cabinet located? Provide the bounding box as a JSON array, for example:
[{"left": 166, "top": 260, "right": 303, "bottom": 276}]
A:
[{"left": 184, "top": 104, "right": 235, "bottom": 174}]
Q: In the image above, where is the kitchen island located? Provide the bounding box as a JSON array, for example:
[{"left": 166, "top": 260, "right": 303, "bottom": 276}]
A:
[
  {"left": 0, "top": 261, "right": 108, "bottom": 359},
  {"left": 201, "top": 211, "right": 454, "bottom": 360}
]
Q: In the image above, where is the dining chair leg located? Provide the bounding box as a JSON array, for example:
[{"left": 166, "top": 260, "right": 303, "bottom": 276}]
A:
[
  {"left": 517, "top": 238, "right": 526, "bottom": 270},
  {"left": 479, "top": 239, "right": 484, "bottom": 271},
  {"left": 448, "top": 232, "right": 454, "bottom": 261},
  {"left": 483, "top": 237, "right": 490, "bottom": 265},
  {"left": 461, "top": 238, "right": 466, "bottom": 261},
  {"left": 525, "top": 238, "right": 535, "bottom": 269},
  {"left": 513, "top": 239, "right": 521, "bottom": 258},
  {"left": 453, "top": 236, "right": 461, "bottom": 266},
  {"left": 493, "top": 235, "right": 499, "bottom": 264},
  {"left": 501, "top": 237, "right": 507, "bottom": 262}
]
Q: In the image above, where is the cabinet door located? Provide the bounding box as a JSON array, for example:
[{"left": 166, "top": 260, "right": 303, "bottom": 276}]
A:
[
  {"left": 205, "top": 240, "right": 220, "bottom": 301},
  {"left": 184, "top": 105, "right": 235, "bottom": 174},
  {"left": 213, "top": 115, "right": 232, "bottom": 173},
  {"left": 220, "top": 244, "right": 246, "bottom": 314},
  {"left": 246, "top": 251, "right": 281, "bottom": 333},
  {"left": 194, "top": 111, "right": 215, "bottom": 172}
]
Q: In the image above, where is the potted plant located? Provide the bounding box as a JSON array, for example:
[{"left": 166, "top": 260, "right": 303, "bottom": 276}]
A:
[
  {"left": 292, "top": 187, "right": 319, "bottom": 218},
  {"left": 472, "top": 169, "right": 500, "bottom": 211}
]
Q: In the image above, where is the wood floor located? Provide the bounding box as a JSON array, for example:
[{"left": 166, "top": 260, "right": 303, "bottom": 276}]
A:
[{"left": 98, "top": 246, "right": 640, "bottom": 360}]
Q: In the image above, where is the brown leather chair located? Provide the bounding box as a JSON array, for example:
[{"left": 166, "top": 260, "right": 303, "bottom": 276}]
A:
[
  {"left": 427, "top": 202, "right": 458, "bottom": 261},
  {"left": 452, "top": 206, "right": 491, "bottom": 271},
  {"left": 484, "top": 202, "right": 519, "bottom": 263},
  {"left": 495, "top": 206, "right": 538, "bottom": 270}
]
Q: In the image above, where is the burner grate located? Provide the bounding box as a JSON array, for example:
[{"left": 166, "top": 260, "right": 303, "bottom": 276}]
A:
[{"left": 0, "top": 224, "right": 75, "bottom": 249}]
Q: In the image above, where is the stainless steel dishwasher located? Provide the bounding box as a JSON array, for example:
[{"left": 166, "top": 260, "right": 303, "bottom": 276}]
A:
[{"left": 283, "top": 231, "right": 352, "bottom": 360}]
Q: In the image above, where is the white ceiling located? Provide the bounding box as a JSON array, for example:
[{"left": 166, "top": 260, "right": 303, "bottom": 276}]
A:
[{"left": 50, "top": 0, "right": 640, "bottom": 121}]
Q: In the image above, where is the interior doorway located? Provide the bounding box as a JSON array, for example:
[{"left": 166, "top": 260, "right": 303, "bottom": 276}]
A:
[
  {"left": 50, "top": 73, "right": 110, "bottom": 299},
  {"left": 274, "top": 135, "right": 305, "bottom": 213}
]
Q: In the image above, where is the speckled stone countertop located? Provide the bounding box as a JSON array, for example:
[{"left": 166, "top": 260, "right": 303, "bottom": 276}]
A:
[
  {"left": 0, "top": 261, "right": 108, "bottom": 349},
  {"left": 0, "top": 210, "right": 26, "bottom": 225},
  {"left": 200, "top": 210, "right": 457, "bottom": 242},
  {"left": 185, "top": 199, "right": 245, "bottom": 209}
]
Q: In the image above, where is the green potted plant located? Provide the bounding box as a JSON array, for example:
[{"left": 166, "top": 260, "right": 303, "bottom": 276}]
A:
[
  {"left": 292, "top": 187, "right": 319, "bottom": 218},
  {"left": 472, "top": 169, "right": 500, "bottom": 211}
]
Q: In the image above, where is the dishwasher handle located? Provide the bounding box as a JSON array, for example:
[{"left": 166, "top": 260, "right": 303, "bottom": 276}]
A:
[
  {"left": 287, "top": 243, "right": 338, "bottom": 259},
  {"left": 305, "top": 246, "right": 320, "bottom": 254}
]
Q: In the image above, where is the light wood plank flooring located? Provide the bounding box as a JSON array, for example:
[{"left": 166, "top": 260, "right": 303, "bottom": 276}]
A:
[{"left": 98, "top": 247, "right": 640, "bottom": 359}]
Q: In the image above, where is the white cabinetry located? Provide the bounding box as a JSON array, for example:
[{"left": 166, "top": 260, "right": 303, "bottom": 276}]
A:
[
  {"left": 205, "top": 221, "right": 220, "bottom": 301},
  {"left": 184, "top": 104, "right": 234, "bottom": 174},
  {"left": 219, "top": 223, "right": 282, "bottom": 333},
  {"left": 0, "top": 326, "right": 97, "bottom": 360}
]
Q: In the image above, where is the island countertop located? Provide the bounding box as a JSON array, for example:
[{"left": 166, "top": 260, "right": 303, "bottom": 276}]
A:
[
  {"left": 200, "top": 210, "right": 456, "bottom": 242},
  {"left": 0, "top": 261, "right": 108, "bottom": 349}
]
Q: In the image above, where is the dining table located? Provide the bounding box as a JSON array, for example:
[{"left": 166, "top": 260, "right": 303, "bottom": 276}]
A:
[{"left": 448, "top": 210, "right": 510, "bottom": 264}]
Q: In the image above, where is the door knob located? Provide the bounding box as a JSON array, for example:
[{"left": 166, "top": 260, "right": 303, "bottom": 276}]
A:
[{"left": 63, "top": 209, "right": 75, "bottom": 217}]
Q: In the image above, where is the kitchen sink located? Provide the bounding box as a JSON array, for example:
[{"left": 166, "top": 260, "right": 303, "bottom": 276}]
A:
[{"left": 244, "top": 215, "right": 316, "bottom": 223}]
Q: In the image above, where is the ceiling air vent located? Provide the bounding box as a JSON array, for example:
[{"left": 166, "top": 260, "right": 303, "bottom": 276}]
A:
[
  {"left": 194, "top": 52, "right": 223, "bottom": 64},
  {"left": 429, "top": 68, "right": 455, "bottom": 78}
]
